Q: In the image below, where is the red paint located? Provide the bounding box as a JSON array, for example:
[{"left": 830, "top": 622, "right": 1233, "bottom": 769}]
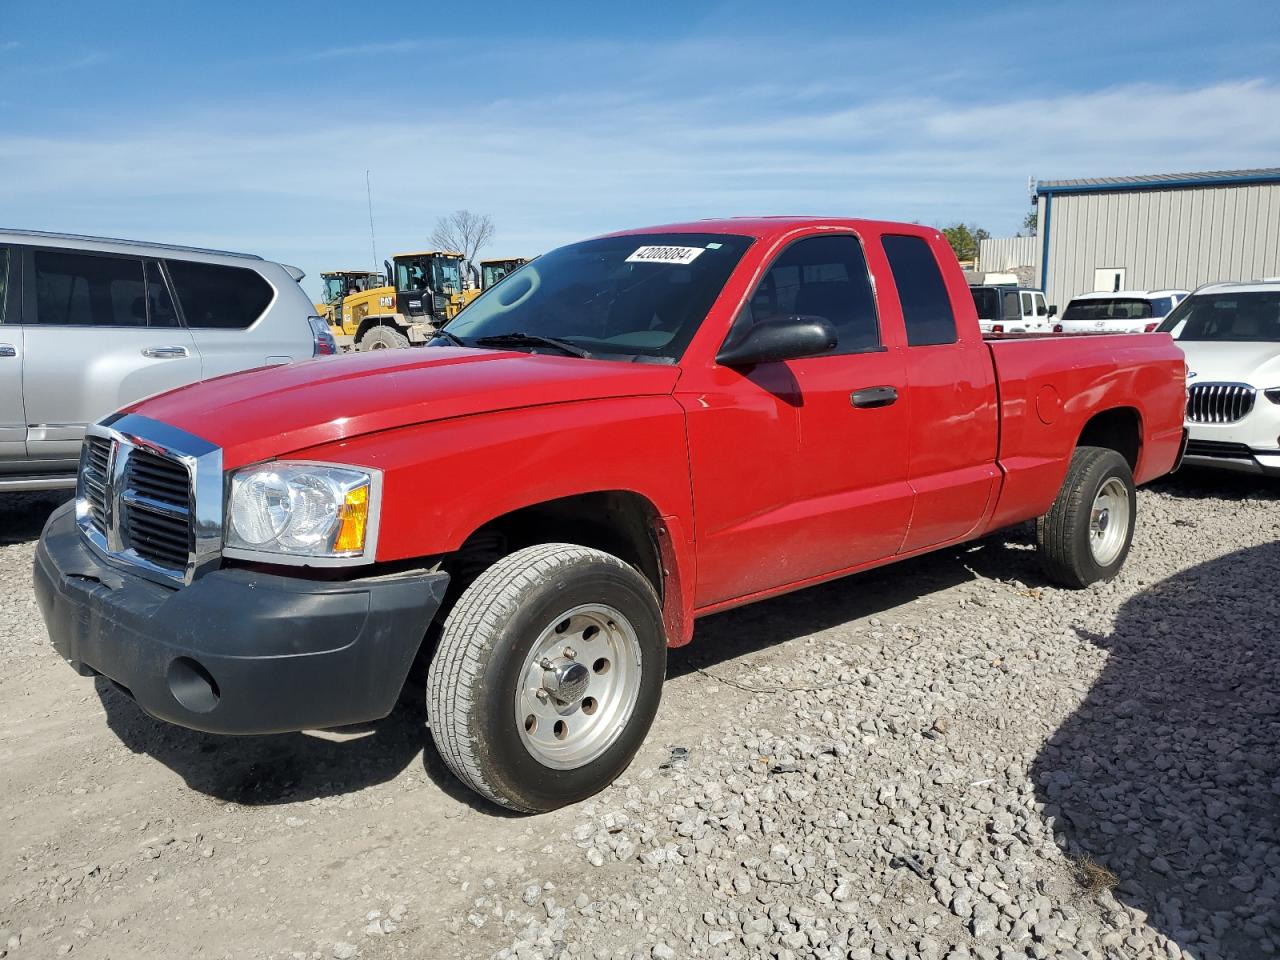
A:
[{"left": 131, "top": 218, "right": 1187, "bottom": 647}]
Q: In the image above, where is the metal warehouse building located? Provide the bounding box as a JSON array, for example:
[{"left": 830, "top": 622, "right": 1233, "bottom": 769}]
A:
[{"left": 1034, "top": 167, "right": 1280, "bottom": 309}]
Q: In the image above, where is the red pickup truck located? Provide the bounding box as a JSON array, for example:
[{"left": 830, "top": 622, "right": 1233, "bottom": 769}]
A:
[{"left": 35, "top": 217, "right": 1187, "bottom": 812}]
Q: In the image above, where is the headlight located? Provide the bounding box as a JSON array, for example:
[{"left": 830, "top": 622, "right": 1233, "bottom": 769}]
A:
[
  {"left": 224, "top": 462, "right": 381, "bottom": 563},
  {"left": 1265, "top": 387, "right": 1280, "bottom": 405}
]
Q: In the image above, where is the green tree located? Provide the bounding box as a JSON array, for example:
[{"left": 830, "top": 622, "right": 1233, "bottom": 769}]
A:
[
  {"left": 941, "top": 223, "right": 989, "bottom": 263},
  {"left": 1022, "top": 210, "right": 1038, "bottom": 236}
]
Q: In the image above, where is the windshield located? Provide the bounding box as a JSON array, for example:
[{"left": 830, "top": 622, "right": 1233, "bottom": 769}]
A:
[
  {"left": 970, "top": 287, "right": 999, "bottom": 320},
  {"left": 483, "top": 263, "right": 514, "bottom": 289},
  {"left": 441, "top": 232, "right": 754, "bottom": 360},
  {"left": 1062, "top": 297, "right": 1155, "bottom": 321},
  {"left": 323, "top": 276, "right": 345, "bottom": 303},
  {"left": 434, "top": 258, "right": 462, "bottom": 293},
  {"left": 396, "top": 260, "right": 430, "bottom": 294},
  {"left": 1156, "top": 290, "right": 1280, "bottom": 342}
]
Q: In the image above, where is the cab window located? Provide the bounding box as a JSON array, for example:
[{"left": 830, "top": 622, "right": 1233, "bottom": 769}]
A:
[
  {"left": 883, "top": 235, "right": 957, "bottom": 346},
  {"left": 730, "top": 234, "right": 880, "bottom": 354}
]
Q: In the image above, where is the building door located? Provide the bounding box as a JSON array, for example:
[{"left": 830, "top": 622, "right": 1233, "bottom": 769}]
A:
[{"left": 1093, "top": 267, "right": 1126, "bottom": 292}]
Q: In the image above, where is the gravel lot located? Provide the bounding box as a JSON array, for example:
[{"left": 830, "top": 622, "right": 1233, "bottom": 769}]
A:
[{"left": 1, "top": 473, "right": 1277, "bottom": 960}]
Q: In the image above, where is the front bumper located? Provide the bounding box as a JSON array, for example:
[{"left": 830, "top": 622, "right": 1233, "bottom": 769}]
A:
[
  {"left": 34, "top": 501, "right": 448, "bottom": 735},
  {"left": 1182, "top": 440, "right": 1280, "bottom": 476}
]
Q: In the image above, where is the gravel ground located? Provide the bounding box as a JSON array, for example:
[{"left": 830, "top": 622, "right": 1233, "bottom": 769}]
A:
[{"left": 1, "top": 473, "right": 1277, "bottom": 960}]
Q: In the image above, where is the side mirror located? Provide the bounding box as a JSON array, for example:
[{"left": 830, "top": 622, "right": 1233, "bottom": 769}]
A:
[
  {"left": 1047, "top": 304, "right": 1058, "bottom": 318},
  {"left": 716, "top": 316, "right": 838, "bottom": 367}
]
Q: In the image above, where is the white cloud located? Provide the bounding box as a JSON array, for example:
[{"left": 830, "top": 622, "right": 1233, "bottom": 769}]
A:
[
  {"left": 3, "top": 78, "right": 1277, "bottom": 293},
  {"left": 290, "top": 40, "right": 422, "bottom": 62}
]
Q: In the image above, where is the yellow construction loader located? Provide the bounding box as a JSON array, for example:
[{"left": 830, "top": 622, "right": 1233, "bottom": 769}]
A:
[
  {"left": 316, "top": 270, "right": 385, "bottom": 329},
  {"left": 330, "top": 251, "right": 477, "bottom": 351},
  {"left": 480, "top": 257, "right": 530, "bottom": 290}
]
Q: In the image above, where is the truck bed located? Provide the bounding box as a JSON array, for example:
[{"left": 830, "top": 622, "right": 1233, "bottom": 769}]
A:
[{"left": 983, "top": 332, "right": 1187, "bottom": 533}]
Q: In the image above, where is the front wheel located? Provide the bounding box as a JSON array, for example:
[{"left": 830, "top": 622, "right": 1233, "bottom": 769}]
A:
[
  {"left": 357, "top": 323, "right": 411, "bottom": 351},
  {"left": 1036, "top": 446, "right": 1136, "bottom": 588},
  {"left": 427, "top": 544, "right": 666, "bottom": 812}
]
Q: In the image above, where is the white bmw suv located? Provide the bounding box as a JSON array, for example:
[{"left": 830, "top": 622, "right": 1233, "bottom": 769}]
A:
[{"left": 1157, "top": 280, "right": 1280, "bottom": 476}]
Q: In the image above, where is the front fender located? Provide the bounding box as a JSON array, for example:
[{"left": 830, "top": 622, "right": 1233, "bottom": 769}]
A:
[{"left": 292, "top": 395, "right": 695, "bottom": 564}]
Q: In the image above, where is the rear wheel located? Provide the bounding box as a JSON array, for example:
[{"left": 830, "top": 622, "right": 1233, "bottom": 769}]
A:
[
  {"left": 358, "top": 324, "right": 410, "bottom": 351},
  {"left": 1036, "top": 446, "right": 1136, "bottom": 588},
  {"left": 427, "top": 544, "right": 666, "bottom": 812}
]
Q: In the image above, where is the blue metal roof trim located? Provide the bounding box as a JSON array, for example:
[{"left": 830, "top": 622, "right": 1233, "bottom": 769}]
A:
[{"left": 1036, "top": 169, "right": 1280, "bottom": 196}]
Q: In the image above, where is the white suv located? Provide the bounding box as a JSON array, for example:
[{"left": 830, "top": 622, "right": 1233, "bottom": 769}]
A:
[
  {"left": 1157, "top": 280, "right": 1280, "bottom": 476},
  {"left": 1055, "top": 289, "right": 1188, "bottom": 335},
  {"left": 0, "top": 230, "right": 334, "bottom": 491}
]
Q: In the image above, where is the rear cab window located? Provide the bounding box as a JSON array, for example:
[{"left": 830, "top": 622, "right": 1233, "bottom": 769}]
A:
[
  {"left": 882, "top": 235, "right": 957, "bottom": 346},
  {"left": 166, "top": 260, "right": 274, "bottom": 330}
]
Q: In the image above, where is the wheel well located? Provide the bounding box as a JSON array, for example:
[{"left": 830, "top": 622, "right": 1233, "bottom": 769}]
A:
[
  {"left": 447, "top": 492, "right": 664, "bottom": 599},
  {"left": 406, "top": 492, "right": 666, "bottom": 687},
  {"left": 1077, "top": 407, "right": 1141, "bottom": 470}
]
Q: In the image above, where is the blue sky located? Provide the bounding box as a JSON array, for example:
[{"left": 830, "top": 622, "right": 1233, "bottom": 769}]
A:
[{"left": 2, "top": 0, "right": 1278, "bottom": 296}]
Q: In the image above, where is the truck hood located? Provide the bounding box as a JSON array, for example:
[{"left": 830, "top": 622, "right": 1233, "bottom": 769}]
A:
[
  {"left": 126, "top": 347, "right": 681, "bottom": 468},
  {"left": 1179, "top": 341, "right": 1280, "bottom": 388}
]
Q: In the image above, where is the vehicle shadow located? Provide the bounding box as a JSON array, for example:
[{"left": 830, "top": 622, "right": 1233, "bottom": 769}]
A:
[
  {"left": 668, "top": 525, "right": 1037, "bottom": 679},
  {"left": 1031, "top": 542, "right": 1280, "bottom": 959},
  {"left": 95, "top": 679, "right": 505, "bottom": 813},
  {"left": 96, "top": 526, "right": 1043, "bottom": 812},
  {"left": 0, "top": 491, "right": 73, "bottom": 545}
]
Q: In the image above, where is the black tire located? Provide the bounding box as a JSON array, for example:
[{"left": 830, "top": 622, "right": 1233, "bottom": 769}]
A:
[
  {"left": 427, "top": 544, "right": 666, "bottom": 813},
  {"left": 357, "top": 323, "right": 410, "bottom": 351},
  {"left": 1036, "top": 446, "right": 1136, "bottom": 588}
]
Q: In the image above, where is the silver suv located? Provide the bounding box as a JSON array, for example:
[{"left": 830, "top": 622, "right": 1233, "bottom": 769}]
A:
[{"left": 0, "top": 230, "right": 333, "bottom": 491}]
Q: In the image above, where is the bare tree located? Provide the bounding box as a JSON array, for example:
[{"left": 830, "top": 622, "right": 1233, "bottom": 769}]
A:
[{"left": 430, "top": 210, "right": 495, "bottom": 277}]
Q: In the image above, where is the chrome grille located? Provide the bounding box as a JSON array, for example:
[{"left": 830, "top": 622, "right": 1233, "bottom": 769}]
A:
[
  {"left": 1187, "top": 382, "right": 1256, "bottom": 424},
  {"left": 123, "top": 448, "right": 193, "bottom": 570},
  {"left": 75, "top": 415, "right": 222, "bottom": 586},
  {"left": 80, "top": 436, "right": 113, "bottom": 535}
]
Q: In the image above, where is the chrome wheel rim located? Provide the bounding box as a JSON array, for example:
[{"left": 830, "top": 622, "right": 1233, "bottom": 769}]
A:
[
  {"left": 515, "top": 603, "right": 642, "bottom": 770},
  {"left": 1089, "top": 477, "right": 1130, "bottom": 566}
]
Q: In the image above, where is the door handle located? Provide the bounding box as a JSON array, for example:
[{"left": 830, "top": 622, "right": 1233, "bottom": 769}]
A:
[
  {"left": 142, "top": 345, "right": 190, "bottom": 359},
  {"left": 850, "top": 385, "right": 898, "bottom": 408},
  {"left": 0, "top": 344, "right": 16, "bottom": 358}
]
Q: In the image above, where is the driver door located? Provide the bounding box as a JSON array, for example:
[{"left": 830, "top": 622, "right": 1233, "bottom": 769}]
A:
[{"left": 678, "top": 232, "right": 913, "bottom": 607}]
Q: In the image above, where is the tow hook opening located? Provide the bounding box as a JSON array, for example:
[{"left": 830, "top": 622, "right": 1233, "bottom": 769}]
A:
[{"left": 167, "top": 657, "right": 221, "bottom": 713}]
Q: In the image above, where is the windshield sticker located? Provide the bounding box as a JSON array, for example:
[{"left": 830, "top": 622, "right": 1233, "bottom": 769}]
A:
[{"left": 625, "top": 245, "right": 705, "bottom": 265}]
